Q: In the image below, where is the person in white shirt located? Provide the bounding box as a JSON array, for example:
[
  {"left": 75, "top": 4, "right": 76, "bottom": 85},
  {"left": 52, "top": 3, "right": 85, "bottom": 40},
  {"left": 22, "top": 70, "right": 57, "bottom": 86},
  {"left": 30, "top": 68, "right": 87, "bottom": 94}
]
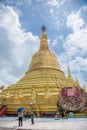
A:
[{"left": 18, "top": 111, "right": 23, "bottom": 127}]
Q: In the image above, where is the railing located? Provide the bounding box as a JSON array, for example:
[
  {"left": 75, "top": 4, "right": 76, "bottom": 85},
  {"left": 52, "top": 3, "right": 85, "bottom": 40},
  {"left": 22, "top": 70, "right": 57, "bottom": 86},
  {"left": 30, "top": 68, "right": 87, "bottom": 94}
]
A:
[{"left": 0, "top": 105, "right": 7, "bottom": 116}]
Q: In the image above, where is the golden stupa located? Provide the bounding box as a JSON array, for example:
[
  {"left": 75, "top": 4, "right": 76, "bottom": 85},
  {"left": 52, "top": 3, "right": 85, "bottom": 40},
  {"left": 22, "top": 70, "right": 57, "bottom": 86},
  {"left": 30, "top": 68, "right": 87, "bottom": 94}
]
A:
[{"left": 0, "top": 26, "right": 81, "bottom": 116}]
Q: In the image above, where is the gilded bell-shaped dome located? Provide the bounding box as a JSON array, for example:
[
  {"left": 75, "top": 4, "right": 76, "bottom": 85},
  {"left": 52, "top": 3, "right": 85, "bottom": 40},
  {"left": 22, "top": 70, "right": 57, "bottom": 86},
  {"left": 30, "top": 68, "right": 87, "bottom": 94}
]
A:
[{"left": 27, "top": 25, "right": 61, "bottom": 73}]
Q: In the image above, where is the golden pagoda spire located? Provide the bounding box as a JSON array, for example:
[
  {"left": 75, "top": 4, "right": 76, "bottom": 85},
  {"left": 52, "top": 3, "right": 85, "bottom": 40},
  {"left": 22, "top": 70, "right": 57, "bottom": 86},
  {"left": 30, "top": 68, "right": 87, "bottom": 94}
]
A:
[
  {"left": 65, "top": 65, "right": 76, "bottom": 87},
  {"left": 40, "top": 25, "right": 49, "bottom": 50},
  {"left": 42, "top": 25, "right": 46, "bottom": 34},
  {"left": 75, "top": 78, "right": 79, "bottom": 86},
  {"left": 68, "top": 65, "right": 71, "bottom": 78}
]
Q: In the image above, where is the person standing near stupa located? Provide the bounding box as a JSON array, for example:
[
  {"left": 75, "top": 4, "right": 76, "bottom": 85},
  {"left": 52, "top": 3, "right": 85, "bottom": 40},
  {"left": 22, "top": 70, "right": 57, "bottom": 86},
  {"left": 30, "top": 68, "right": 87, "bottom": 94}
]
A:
[
  {"left": 30, "top": 108, "right": 35, "bottom": 124},
  {"left": 18, "top": 111, "right": 23, "bottom": 127}
]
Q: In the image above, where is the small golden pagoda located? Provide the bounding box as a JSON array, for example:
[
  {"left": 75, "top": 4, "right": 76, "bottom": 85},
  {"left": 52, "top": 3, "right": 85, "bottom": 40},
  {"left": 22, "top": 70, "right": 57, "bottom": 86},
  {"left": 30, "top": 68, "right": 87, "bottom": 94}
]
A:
[{"left": 0, "top": 26, "right": 81, "bottom": 116}]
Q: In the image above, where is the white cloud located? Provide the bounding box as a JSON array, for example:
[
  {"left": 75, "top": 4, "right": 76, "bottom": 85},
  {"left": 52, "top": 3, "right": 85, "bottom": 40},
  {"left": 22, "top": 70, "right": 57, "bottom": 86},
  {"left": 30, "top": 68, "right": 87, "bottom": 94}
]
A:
[
  {"left": 50, "top": 9, "right": 54, "bottom": 14},
  {"left": 0, "top": 5, "right": 39, "bottom": 87},
  {"left": 66, "top": 12, "right": 84, "bottom": 31},
  {"left": 46, "top": 0, "right": 59, "bottom": 7},
  {"left": 65, "top": 11, "right": 87, "bottom": 56},
  {"left": 50, "top": 35, "right": 63, "bottom": 48},
  {"left": 51, "top": 39, "right": 58, "bottom": 47},
  {"left": 46, "top": 0, "right": 69, "bottom": 7},
  {"left": 0, "top": 67, "right": 18, "bottom": 87},
  {"left": 64, "top": 28, "right": 87, "bottom": 57},
  {"left": 69, "top": 57, "right": 87, "bottom": 72},
  {"left": 59, "top": 8, "right": 87, "bottom": 87},
  {"left": 78, "top": 5, "right": 87, "bottom": 14},
  {"left": 0, "top": 0, "right": 32, "bottom": 6}
]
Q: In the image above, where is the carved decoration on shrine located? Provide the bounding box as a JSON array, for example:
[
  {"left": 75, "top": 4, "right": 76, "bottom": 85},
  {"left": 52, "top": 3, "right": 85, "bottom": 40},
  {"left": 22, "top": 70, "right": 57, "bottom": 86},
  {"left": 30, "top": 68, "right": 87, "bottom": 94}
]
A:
[{"left": 58, "top": 87, "right": 87, "bottom": 112}]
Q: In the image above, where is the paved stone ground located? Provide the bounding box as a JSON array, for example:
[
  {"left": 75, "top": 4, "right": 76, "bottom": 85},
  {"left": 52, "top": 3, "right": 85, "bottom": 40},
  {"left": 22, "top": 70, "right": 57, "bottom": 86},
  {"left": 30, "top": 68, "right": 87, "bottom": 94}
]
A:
[{"left": 0, "top": 118, "right": 87, "bottom": 130}]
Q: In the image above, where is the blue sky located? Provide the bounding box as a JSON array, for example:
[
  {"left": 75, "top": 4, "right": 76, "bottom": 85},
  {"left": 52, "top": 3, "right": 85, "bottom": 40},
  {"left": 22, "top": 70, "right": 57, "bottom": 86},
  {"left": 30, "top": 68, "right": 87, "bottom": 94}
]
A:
[{"left": 0, "top": 0, "right": 87, "bottom": 89}]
